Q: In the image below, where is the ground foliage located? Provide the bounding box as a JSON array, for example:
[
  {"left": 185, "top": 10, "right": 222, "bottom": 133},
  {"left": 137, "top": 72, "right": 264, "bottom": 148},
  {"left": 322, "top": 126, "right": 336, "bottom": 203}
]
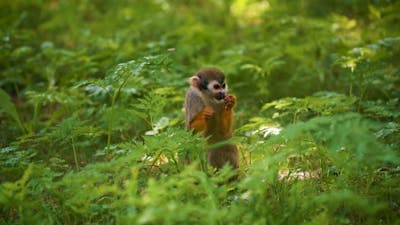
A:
[{"left": 1, "top": 0, "right": 400, "bottom": 224}]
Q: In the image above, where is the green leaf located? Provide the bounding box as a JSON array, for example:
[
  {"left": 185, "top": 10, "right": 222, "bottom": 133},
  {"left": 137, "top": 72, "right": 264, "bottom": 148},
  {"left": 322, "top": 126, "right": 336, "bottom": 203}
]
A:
[{"left": 0, "top": 89, "right": 25, "bottom": 133}]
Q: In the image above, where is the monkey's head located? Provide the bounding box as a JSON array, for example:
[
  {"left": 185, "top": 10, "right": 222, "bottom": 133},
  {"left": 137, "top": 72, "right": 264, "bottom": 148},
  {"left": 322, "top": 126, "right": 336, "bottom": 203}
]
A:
[{"left": 190, "top": 68, "right": 227, "bottom": 103}]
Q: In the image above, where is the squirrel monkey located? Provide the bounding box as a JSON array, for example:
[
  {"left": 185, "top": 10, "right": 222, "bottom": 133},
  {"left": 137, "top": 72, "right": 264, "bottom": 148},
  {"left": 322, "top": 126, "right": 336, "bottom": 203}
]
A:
[{"left": 184, "top": 68, "right": 239, "bottom": 170}]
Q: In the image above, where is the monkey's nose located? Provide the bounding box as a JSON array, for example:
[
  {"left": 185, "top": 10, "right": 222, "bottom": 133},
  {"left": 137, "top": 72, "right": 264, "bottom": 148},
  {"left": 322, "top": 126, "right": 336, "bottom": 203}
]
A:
[{"left": 215, "top": 92, "right": 226, "bottom": 100}]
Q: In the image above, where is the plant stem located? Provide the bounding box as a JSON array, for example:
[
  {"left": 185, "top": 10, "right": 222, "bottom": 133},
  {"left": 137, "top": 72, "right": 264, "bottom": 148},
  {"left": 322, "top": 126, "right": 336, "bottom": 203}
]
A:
[
  {"left": 106, "top": 91, "right": 117, "bottom": 152},
  {"left": 150, "top": 152, "right": 162, "bottom": 172},
  {"left": 199, "top": 152, "right": 206, "bottom": 172},
  {"left": 71, "top": 136, "right": 79, "bottom": 171},
  {"left": 106, "top": 75, "right": 131, "bottom": 152}
]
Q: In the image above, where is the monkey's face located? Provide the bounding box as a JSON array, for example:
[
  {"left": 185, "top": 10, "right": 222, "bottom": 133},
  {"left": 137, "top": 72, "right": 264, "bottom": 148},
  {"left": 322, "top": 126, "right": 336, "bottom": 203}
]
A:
[
  {"left": 206, "top": 79, "right": 227, "bottom": 103},
  {"left": 190, "top": 68, "right": 228, "bottom": 103}
]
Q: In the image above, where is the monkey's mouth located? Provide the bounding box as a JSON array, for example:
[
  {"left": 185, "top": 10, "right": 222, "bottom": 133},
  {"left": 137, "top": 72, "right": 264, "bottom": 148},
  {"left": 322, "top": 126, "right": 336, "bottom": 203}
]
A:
[{"left": 215, "top": 93, "right": 226, "bottom": 101}]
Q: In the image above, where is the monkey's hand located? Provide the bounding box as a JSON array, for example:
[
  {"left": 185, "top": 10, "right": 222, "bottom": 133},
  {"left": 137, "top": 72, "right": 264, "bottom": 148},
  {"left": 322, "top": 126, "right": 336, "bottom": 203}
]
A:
[
  {"left": 203, "top": 106, "right": 215, "bottom": 120},
  {"left": 224, "top": 94, "right": 236, "bottom": 110}
]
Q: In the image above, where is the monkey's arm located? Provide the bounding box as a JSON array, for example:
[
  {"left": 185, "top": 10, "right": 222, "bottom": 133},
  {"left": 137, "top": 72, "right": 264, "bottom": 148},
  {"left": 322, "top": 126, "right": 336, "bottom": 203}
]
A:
[
  {"left": 219, "top": 94, "right": 236, "bottom": 137},
  {"left": 185, "top": 88, "right": 211, "bottom": 132},
  {"left": 189, "top": 106, "right": 214, "bottom": 132}
]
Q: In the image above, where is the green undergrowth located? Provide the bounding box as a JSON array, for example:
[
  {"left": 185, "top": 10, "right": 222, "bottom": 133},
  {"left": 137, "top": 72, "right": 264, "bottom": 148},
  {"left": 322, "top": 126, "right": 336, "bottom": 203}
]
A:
[{"left": 1, "top": 0, "right": 399, "bottom": 224}]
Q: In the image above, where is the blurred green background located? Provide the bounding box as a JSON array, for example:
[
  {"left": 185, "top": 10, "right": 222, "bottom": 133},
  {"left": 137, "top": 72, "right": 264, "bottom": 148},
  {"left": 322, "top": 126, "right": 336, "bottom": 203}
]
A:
[{"left": 1, "top": 0, "right": 399, "bottom": 224}]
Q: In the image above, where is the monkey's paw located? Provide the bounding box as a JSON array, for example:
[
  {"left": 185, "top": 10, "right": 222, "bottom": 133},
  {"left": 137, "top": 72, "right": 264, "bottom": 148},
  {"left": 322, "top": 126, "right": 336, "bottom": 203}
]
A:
[
  {"left": 224, "top": 94, "right": 236, "bottom": 110},
  {"left": 203, "top": 106, "right": 215, "bottom": 119}
]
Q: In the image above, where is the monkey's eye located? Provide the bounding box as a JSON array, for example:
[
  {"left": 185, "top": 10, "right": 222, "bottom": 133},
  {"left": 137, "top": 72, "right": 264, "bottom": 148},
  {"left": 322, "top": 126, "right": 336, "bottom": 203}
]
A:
[
  {"left": 222, "top": 83, "right": 226, "bottom": 89},
  {"left": 213, "top": 84, "right": 221, "bottom": 89}
]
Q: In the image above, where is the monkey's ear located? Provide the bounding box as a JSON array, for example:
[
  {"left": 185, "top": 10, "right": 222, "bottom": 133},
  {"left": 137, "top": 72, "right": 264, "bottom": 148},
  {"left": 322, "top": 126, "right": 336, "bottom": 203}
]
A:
[{"left": 189, "top": 76, "right": 200, "bottom": 88}]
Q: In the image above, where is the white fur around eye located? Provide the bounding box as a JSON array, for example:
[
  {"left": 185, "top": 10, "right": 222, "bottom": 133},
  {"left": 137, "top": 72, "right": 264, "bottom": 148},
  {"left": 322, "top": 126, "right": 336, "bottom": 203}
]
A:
[
  {"left": 207, "top": 80, "right": 220, "bottom": 90},
  {"left": 207, "top": 80, "right": 228, "bottom": 91}
]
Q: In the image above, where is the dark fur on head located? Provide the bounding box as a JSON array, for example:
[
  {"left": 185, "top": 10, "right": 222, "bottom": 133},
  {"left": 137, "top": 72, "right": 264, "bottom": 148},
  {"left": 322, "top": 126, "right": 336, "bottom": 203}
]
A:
[{"left": 195, "top": 68, "right": 225, "bottom": 91}]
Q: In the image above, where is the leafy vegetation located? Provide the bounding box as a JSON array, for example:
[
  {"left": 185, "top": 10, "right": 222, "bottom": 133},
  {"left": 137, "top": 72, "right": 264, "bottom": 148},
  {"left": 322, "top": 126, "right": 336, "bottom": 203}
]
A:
[{"left": 1, "top": 0, "right": 399, "bottom": 224}]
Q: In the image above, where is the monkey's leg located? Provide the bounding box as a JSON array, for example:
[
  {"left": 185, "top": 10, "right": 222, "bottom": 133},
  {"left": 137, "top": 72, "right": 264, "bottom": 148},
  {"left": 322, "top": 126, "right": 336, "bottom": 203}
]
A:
[{"left": 208, "top": 144, "right": 239, "bottom": 182}]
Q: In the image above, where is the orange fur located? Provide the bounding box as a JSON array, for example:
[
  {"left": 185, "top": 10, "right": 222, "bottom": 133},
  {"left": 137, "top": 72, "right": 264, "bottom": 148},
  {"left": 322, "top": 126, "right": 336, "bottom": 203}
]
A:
[{"left": 189, "top": 106, "right": 214, "bottom": 132}]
